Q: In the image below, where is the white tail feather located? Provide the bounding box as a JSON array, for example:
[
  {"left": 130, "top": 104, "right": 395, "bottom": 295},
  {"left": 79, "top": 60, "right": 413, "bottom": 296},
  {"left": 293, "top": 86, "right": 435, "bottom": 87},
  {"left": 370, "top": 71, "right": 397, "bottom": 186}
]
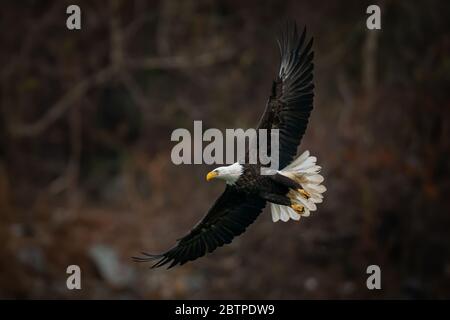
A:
[
  {"left": 270, "top": 203, "right": 281, "bottom": 222},
  {"left": 270, "top": 150, "right": 326, "bottom": 223}
]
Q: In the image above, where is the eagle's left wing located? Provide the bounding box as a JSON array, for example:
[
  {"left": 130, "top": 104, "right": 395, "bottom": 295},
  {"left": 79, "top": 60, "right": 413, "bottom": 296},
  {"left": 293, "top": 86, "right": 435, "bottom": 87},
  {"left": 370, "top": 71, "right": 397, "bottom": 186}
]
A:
[
  {"left": 133, "top": 186, "right": 266, "bottom": 269},
  {"left": 256, "top": 21, "right": 314, "bottom": 169}
]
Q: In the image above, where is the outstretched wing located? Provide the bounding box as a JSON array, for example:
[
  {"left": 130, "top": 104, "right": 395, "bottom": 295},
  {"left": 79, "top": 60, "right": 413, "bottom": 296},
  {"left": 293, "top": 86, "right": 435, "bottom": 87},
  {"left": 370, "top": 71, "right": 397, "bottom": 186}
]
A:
[
  {"left": 133, "top": 186, "right": 266, "bottom": 269},
  {"left": 257, "top": 21, "right": 314, "bottom": 169}
]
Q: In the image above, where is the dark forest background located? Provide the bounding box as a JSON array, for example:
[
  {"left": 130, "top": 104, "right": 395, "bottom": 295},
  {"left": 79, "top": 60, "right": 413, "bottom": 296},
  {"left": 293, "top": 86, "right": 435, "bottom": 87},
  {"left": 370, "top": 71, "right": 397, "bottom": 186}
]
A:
[{"left": 0, "top": 0, "right": 449, "bottom": 299}]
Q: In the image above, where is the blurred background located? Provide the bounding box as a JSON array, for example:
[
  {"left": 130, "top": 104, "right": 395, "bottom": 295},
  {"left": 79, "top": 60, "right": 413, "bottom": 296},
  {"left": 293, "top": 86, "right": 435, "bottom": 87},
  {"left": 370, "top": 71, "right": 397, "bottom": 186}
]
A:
[{"left": 1, "top": 0, "right": 449, "bottom": 299}]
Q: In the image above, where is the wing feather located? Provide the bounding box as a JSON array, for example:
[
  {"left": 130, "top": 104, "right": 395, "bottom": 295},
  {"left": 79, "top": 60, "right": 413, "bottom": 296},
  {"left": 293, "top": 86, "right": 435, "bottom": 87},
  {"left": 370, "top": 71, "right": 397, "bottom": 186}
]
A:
[
  {"left": 133, "top": 186, "right": 266, "bottom": 268},
  {"left": 257, "top": 21, "right": 315, "bottom": 169}
]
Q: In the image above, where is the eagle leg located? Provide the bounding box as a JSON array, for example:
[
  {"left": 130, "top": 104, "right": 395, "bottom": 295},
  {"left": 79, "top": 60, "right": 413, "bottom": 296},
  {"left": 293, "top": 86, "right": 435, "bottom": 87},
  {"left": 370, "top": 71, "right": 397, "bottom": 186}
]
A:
[
  {"left": 291, "top": 203, "right": 305, "bottom": 214},
  {"left": 298, "top": 189, "right": 310, "bottom": 199}
]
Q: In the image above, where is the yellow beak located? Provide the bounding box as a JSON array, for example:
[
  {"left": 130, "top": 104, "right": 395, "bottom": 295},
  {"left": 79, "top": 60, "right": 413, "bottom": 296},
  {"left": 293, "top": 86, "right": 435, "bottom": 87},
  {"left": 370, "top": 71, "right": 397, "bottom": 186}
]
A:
[{"left": 206, "top": 171, "right": 219, "bottom": 181}]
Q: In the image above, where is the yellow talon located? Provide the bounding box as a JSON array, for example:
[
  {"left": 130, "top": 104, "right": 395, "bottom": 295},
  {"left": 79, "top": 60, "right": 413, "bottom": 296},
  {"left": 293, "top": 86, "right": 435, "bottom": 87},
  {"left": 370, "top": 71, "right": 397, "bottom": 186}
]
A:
[
  {"left": 298, "top": 189, "right": 310, "bottom": 199},
  {"left": 291, "top": 203, "right": 304, "bottom": 214}
]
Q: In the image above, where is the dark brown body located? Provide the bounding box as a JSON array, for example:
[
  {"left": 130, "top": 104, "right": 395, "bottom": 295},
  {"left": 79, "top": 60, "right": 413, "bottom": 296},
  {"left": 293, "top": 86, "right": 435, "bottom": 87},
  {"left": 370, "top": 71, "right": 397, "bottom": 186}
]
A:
[{"left": 234, "top": 164, "right": 300, "bottom": 207}]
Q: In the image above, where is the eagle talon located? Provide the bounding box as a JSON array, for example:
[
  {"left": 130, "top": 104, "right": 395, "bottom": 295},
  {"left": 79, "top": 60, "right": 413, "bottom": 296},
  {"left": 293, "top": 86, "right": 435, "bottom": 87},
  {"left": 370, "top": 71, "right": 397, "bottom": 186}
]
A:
[
  {"left": 291, "top": 203, "right": 304, "bottom": 214},
  {"left": 298, "top": 189, "right": 310, "bottom": 199}
]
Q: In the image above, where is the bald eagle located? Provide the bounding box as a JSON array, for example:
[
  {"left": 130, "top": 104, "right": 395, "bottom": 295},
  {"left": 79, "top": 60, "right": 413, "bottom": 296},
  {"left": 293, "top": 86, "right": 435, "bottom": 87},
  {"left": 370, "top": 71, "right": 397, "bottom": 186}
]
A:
[{"left": 133, "top": 22, "right": 326, "bottom": 269}]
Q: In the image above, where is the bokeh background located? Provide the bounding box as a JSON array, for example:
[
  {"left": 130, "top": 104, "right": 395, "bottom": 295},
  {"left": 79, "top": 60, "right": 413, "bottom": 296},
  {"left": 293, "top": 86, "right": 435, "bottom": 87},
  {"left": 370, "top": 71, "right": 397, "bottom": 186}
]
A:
[{"left": 1, "top": 0, "right": 449, "bottom": 299}]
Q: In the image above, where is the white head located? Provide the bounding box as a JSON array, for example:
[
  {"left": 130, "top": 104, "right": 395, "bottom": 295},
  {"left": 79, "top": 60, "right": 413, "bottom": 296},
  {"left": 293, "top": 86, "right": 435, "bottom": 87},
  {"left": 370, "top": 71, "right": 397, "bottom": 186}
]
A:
[{"left": 206, "top": 162, "right": 243, "bottom": 185}]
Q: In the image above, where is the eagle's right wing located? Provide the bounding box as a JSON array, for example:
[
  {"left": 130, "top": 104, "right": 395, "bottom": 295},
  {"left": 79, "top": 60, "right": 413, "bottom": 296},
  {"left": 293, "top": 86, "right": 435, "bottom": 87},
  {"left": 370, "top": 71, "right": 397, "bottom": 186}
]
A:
[{"left": 133, "top": 186, "right": 266, "bottom": 269}]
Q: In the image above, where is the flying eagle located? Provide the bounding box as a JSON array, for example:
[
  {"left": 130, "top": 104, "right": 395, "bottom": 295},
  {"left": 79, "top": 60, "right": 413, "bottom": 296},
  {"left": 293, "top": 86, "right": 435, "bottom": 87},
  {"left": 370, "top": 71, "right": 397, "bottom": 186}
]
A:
[{"left": 133, "top": 21, "right": 326, "bottom": 269}]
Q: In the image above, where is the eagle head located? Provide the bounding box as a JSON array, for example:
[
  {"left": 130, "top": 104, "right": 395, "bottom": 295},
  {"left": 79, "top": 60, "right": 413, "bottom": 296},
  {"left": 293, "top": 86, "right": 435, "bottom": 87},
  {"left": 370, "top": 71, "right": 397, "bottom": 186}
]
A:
[{"left": 206, "top": 163, "right": 243, "bottom": 185}]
